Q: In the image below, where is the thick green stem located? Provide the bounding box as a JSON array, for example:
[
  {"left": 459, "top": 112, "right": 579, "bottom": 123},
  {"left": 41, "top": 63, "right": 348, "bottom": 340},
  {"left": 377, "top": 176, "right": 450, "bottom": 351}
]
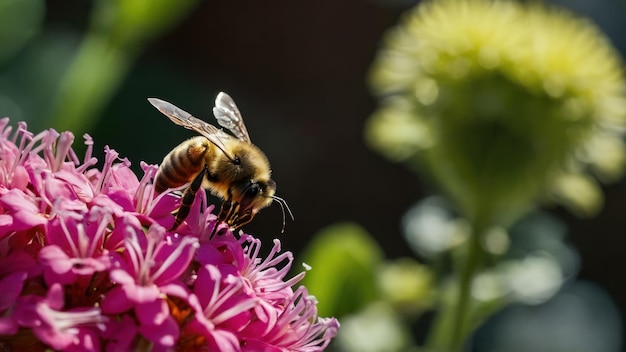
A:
[
  {"left": 424, "top": 209, "right": 490, "bottom": 352},
  {"left": 449, "top": 212, "right": 489, "bottom": 351}
]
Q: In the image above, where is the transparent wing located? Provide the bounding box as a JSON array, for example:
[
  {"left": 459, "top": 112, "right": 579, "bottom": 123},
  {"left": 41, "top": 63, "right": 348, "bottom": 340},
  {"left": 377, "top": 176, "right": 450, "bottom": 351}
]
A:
[
  {"left": 212, "top": 92, "right": 251, "bottom": 143},
  {"left": 148, "top": 98, "right": 235, "bottom": 160}
]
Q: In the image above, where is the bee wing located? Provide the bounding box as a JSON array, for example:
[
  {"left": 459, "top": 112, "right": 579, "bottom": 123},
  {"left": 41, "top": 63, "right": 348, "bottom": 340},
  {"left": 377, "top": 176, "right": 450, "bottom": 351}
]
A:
[
  {"left": 213, "top": 92, "right": 251, "bottom": 143},
  {"left": 148, "top": 98, "right": 236, "bottom": 160}
]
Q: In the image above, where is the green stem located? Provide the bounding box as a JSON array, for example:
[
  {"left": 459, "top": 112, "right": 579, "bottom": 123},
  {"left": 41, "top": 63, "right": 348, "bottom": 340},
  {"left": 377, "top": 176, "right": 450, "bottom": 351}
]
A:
[
  {"left": 449, "top": 211, "right": 489, "bottom": 351},
  {"left": 423, "top": 209, "right": 491, "bottom": 352}
]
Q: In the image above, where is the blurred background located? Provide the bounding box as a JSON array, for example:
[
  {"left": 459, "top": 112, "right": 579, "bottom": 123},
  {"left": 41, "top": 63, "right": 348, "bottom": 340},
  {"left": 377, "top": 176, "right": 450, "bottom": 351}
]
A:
[{"left": 2, "top": 0, "right": 626, "bottom": 350}]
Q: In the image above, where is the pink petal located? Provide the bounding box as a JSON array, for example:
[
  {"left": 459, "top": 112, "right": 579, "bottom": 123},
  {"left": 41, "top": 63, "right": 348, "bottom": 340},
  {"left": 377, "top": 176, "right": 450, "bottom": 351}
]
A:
[
  {"left": 45, "top": 283, "right": 65, "bottom": 310},
  {"left": 92, "top": 192, "right": 129, "bottom": 215},
  {"left": 138, "top": 315, "right": 179, "bottom": 348},
  {"left": 152, "top": 236, "right": 198, "bottom": 286},
  {"left": 136, "top": 299, "right": 169, "bottom": 326},
  {"left": 206, "top": 328, "right": 241, "bottom": 352},
  {"left": 0, "top": 214, "right": 12, "bottom": 226},
  {"left": 101, "top": 314, "right": 138, "bottom": 352},
  {"left": 0, "top": 250, "right": 39, "bottom": 278},
  {"left": 123, "top": 283, "right": 160, "bottom": 304},
  {"left": 70, "top": 255, "right": 111, "bottom": 275},
  {"left": 103, "top": 189, "right": 135, "bottom": 212},
  {"left": 34, "top": 324, "right": 75, "bottom": 350},
  {"left": 108, "top": 164, "right": 139, "bottom": 194},
  {"left": 0, "top": 189, "right": 46, "bottom": 231},
  {"left": 13, "top": 296, "right": 40, "bottom": 327},
  {"left": 54, "top": 169, "right": 94, "bottom": 202},
  {"left": 196, "top": 242, "right": 230, "bottom": 266},
  {"left": 101, "top": 286, "right": 134, "bottom": 314},
  {"left": 9, "top": 165, "right": 29, "bottom": 190},
  {"left": 241, "top": 339, "right": 282, "bottom": 352},
  {"left": 39, "top": 245, "right": 76, "bottom": 285},
  {"left": 12, "top": 209, "right": 46, "bottom": 229},
  {"left": 0, "top": 271, "right": 27, "bottom": 310},
  {"left": 160, "top": 282, "right": 190, "bottom": 300},
  {"left": 43, "top": 176, "right": 77, "bottom": 202},
  {"left": 0, "top": 316, "right": 18, "bottom": 335},
  {"left": 0, "top": 189, "right": 38, "bottom": 213},
  {"left": 104, "top": 217, "right": 133, "bottom": 251},
  {"left": 39, "top": 245, "right": 73, "bottom": 273},
  {"left": 147, "top": 193, "right": 180, "bottom": 227},
  {"left": 65, "top": 329, "right": 100, "bottom": 352},
  {"left": 108, "top": 266, "right": 136, "bottom": 286}
]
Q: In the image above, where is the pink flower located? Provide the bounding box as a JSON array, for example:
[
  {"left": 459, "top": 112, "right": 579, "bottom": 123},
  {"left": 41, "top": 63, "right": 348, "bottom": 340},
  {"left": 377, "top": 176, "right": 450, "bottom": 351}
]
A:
[
  {"left": 241, "top": 286, "right": 340, "bottom": 352},
  {"left": 185, "top": 264, "right": 258, "bottom": 351},
  {"left": 0, "top": 118, "right": 338, "bottom": 351},
  {"left": 39, "top": 205, "right": 113, "bottom": 285},
  {"left": 13, "top": 283, "right": 106, "bottom": 352},
  {"left": 101, "top": 223, "right": 198, "bottom": 350}
]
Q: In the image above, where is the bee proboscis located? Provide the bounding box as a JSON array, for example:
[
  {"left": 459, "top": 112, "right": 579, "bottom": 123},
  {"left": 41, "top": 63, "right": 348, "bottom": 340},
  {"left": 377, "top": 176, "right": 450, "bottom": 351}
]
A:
[{"left": 148, "top": 92, "right": 291, "bottom": 231}]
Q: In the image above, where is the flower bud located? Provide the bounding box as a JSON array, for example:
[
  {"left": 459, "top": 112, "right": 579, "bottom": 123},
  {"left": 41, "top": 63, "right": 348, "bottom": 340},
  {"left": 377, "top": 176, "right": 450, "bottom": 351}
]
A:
[{"left": 368, "top": 0, "right": 626, "bottom": 220}]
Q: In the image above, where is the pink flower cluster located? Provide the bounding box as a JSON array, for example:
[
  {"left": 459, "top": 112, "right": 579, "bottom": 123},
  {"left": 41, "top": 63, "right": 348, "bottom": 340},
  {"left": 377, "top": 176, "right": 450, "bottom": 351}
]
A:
[{"left": 0, "top": 119, "right": 338, "bottom": 351}]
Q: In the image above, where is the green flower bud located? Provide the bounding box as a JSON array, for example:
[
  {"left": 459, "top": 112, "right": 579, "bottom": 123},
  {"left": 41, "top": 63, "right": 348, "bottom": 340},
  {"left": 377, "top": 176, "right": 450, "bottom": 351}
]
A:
[{"left": 368, "top": 0, "right": 626, "bottom": 220}]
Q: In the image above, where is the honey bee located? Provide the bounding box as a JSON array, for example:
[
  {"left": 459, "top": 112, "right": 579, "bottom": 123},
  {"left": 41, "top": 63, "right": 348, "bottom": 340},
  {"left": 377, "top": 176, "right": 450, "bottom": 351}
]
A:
[{"left": 148, "top": 92, "right": 291, "bottom": 231}]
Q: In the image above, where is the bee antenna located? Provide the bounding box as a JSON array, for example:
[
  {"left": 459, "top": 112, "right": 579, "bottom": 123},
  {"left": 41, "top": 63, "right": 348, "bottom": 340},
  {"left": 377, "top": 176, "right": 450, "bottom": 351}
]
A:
[{"left": 271, "top": 195, "right": 294, "bottom": 234}]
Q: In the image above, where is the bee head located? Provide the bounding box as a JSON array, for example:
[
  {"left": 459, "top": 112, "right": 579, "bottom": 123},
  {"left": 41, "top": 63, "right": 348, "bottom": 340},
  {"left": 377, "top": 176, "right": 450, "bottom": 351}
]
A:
[
  {"left": 238, "top": 178, "right": 276, "bottom": 213},
  {"left": 219, "top": 178, "right": 276, "bottom": 228}
]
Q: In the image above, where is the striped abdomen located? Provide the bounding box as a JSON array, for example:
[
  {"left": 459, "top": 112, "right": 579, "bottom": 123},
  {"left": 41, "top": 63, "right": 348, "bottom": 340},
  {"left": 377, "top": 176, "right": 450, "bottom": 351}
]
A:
[{"left": 154, "top": 136, "right": 211, "bottom": 193}]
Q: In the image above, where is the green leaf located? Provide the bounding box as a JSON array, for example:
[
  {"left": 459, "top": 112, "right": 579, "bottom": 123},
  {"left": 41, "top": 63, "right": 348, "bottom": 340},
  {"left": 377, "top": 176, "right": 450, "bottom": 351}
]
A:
[{"left": 299, "top": 222, "right": 384, "bottom": 318}]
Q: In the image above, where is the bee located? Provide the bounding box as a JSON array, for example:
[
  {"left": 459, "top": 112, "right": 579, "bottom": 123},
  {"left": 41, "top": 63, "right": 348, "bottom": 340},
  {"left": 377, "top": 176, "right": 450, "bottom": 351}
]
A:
[{"left": 148, "top": 92, "right": 291, "bottom": 231}]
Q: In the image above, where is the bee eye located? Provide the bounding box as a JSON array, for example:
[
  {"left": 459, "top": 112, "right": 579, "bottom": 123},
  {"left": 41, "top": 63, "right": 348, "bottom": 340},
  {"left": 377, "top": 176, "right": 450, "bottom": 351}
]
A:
[
  {"left": 233, "top": 156, "right": 241, "bottom": 165},
  {"left": 239, "top": 183, "right": 261, "bottom": 209},
  {"left": 245, "top": 184, "right": 260, "bottom": 197}
]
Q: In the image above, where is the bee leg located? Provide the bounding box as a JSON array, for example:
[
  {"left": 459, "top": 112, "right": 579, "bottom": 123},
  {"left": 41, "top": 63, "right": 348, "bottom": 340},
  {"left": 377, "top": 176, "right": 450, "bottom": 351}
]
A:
[
  {"left": 212, "top": 198, "right": 235, "bottom": 237},
  {"left": 217, "top": 198, "right": 232, "bottom": 223},
  {"left": 220, "top": 201, "right": 241, "bottom": 227},
  {"left": 170, "top": 167, "right": 207, "bottom": 231},
  {"left": 232, "top": 212, "right": 254, "bottom": 230},
  {"left": 217, "top": 187, "right": 237, "bottom": 224}
]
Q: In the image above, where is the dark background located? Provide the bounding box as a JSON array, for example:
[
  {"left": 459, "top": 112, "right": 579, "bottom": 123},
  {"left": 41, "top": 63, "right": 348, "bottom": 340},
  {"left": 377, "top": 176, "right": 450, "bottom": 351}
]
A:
[{"left": 40, "top": 0, "right": 626, "bottom": 348}]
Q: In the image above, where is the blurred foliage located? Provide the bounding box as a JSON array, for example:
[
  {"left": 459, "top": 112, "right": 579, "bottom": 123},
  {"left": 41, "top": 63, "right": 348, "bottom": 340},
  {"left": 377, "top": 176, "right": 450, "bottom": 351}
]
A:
[
  {"left": 0, "top": 0, "right": 199, "bottom": 134},
  {"left": 48, "top": 0, "right": 199, "bottom": 133},
  {"left": 377, "top": 258, "right": 434, "bottom": 315},
  {"left": 336, "top": 302, "right": 417, "bottom": 352},
  {"left": 305, "top": 204, "right": 591, "bottom": 351},
  {"left": 299, "top": 223, "right": 385, "bottom": 318},
  {"left": 300, "top": 222, "right": 434, "bottom": 352},
  {"left": 0, "top": 0, "right": 44, "bottom": 65}
]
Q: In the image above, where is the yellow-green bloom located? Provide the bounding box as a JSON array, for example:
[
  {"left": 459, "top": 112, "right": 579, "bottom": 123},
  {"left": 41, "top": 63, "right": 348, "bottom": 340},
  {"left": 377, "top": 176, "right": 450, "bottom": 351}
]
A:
[{"left": 367, "top": 0, "right": 626, "bottom": 221}]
